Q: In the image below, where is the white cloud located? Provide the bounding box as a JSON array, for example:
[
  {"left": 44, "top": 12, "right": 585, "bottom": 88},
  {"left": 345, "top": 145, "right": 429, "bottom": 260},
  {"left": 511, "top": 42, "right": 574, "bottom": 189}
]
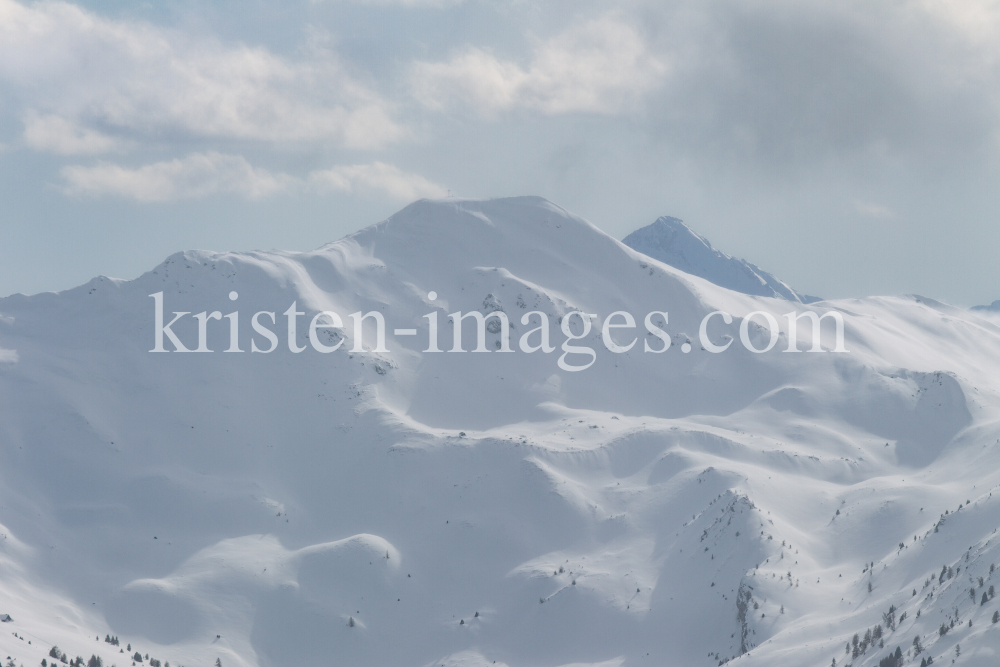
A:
[
  {"left": 0, "top": 0, "right": 402, "bottom": 149},
  {"left": 918, "top": 0, "right": 1000, "bottom": 48},
  {"left": 411, "top": 14, "right": 668, "bottom": 115},
  {"left": 61, "top": 152, "right": 295, "bottom": 202},
  {"left": 60, "top": 153, "right": 445, "bottom": 202},
  {"left": 309, "top": 162, "right": 447, "bottom": 200},
  {"left": 854, "top": 200, "right": 896, "bottom": 219},
  {"left": 23, "top": 112, "right": 122, "bottom": 155}
]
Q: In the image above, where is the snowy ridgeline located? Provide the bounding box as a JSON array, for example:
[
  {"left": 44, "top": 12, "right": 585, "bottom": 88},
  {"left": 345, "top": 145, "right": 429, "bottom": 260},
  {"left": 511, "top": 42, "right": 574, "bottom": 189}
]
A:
[
  {"left": 622, "top": 216, "right": 821, "bottom": 304},
  {"left": 2, "top": 197, "right": 1000, "bottom": 667}
]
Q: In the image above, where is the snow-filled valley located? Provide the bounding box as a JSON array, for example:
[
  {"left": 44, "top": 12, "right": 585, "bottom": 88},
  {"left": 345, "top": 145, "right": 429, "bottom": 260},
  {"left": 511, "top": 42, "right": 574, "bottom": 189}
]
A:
[{"left": 2, "top": 197, "right": 1000, "bottom": 667}]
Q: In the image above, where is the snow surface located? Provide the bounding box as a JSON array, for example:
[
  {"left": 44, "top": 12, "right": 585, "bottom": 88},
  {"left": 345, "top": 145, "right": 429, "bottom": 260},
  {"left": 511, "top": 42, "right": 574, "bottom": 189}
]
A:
[
  {"left": 1, "top": 197, "right": 1000, "bottom": 666},
  {"left": 622, "top": 216, "right": 820, "bottom": 303}
]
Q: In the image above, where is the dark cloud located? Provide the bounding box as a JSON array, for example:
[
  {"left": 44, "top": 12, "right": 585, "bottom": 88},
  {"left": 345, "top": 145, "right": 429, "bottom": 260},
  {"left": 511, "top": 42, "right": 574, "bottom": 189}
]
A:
[{"left": 637, "top": 0, "right": 998, "bottom": 174}]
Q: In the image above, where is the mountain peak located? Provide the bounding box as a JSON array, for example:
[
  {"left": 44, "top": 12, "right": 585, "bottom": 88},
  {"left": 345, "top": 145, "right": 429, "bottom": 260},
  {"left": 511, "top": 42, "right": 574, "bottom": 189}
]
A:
[{"left": 622, "top": 216, "right": 820, "bottom": 303}]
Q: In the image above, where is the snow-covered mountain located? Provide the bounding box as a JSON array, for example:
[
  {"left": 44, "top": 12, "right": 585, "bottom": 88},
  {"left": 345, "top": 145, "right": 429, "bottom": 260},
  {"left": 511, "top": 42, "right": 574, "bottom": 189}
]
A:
[
  {"left": 970, "top": 302, "right": 1000, "bottom": 326},
  {"left": 1, "top": 197, "right": 999, "bottom": 667},
  {"left": 622, "top": 216, "right": 820, "bottom": 303},
  {"left": 969, "top": 300, "right": 1000, "bottom": 319},
  {"left": 971, "top": 301, "right": 1000, "bottom": 313}
]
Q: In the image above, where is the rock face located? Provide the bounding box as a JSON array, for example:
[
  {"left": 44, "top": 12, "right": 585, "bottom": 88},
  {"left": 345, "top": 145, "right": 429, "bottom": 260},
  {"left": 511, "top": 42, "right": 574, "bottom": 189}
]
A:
[
  {"left": 623, "top": 215, "right": 820, "bottom": 303},
  {"left": 0, "top": 197, "right": 999, "bottom": 667}
]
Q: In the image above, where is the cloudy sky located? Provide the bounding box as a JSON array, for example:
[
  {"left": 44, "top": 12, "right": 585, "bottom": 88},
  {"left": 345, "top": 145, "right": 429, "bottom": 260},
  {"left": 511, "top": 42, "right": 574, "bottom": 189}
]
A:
[{"left": 1, "top": 0, "right": 999, "bottom": 305}]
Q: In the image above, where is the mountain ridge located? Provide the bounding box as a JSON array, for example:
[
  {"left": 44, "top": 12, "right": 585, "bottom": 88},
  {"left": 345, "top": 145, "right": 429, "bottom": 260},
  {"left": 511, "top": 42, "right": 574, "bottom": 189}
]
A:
[
  {"left": 622, "top": 215, "right": 820, "bottom": 304},
  {"left": 0, "top": 197, "right": 999, "bottom": 667},
  {"left": 971, "top": 300, "right": 1000, "bottom": 312}
]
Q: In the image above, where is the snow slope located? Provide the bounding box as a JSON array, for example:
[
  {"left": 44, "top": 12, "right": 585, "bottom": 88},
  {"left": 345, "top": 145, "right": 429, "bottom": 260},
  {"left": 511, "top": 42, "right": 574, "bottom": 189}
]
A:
[
  {"left": 622, "top": 216, "right": 820, "bottom": 303},
  {"left": 1, "top": 197, "right": 999, "bottom": 667}
]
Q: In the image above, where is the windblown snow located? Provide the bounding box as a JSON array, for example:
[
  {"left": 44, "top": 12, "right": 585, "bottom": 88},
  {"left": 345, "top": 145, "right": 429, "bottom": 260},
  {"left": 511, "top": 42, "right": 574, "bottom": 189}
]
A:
[{"left": 1, "top": 197, "right": 1000, "bottom": 667}]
